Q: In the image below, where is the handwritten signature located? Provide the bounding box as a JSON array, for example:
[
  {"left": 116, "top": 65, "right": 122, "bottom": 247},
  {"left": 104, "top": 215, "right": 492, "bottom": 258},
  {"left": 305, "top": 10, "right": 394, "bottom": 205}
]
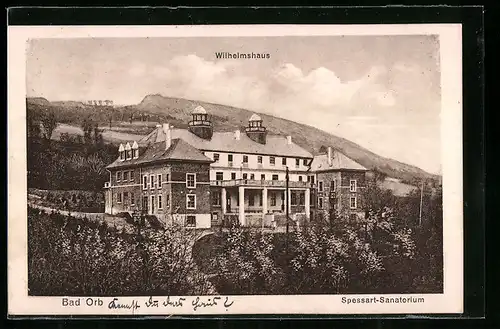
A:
[
  {"left": 192, "top": 296, "right": 234, "bottom": 311},
  {"left": 108, "top": 296, "right": 234, "bottom": 313},
  {"left": 108, "top": 298, "right": 141, "bottom": 313}
]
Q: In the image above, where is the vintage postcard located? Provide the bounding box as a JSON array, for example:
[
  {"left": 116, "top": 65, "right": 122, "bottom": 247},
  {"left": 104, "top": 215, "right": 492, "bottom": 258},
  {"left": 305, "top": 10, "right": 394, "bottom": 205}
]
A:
[{"left": 8, "top": 24, "right": 463, "bottom": 316}]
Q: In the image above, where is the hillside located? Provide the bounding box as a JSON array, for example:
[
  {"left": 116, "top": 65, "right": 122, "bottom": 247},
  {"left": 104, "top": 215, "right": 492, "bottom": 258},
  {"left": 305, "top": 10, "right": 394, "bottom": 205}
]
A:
[{"left": 26, "top": 96, "right": 440, "bottom": 184}]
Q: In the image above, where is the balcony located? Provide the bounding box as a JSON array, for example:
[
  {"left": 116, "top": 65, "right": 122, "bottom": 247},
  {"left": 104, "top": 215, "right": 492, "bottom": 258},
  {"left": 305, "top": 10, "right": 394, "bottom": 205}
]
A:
[
  {"left": 210, "top": 179, "right": 310, "bottom": 188},
  {"left": 188, "top": 120, "right": 213, "bottom": 127}
]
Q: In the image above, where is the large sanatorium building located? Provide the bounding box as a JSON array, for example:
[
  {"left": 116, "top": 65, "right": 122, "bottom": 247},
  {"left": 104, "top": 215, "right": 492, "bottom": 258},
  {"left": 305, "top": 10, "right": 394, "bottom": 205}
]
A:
[{"left": 105, "top": 106, "right": 368, "bottom": 229}]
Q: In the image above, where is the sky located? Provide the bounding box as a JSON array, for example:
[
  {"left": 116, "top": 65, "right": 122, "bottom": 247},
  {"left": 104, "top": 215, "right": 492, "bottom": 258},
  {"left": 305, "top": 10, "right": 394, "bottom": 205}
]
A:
[{"left": 26, "top": 36, "right": 442, "bottom": 174}]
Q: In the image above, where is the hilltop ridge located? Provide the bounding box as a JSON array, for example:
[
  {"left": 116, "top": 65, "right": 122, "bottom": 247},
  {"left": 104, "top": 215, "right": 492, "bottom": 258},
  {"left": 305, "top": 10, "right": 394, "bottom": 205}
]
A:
[{"left": 26, "top": 95, "right": 440, "bottom": 184}]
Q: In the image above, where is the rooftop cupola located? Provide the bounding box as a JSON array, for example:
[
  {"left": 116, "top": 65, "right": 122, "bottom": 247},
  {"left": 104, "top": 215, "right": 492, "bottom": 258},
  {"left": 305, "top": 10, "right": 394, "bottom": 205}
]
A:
[
  {"left": 245, "top": 113, "right": 267, "bottom": 144},
  {"left": 188, "top": 105, "right": 213, "bottom": 140}
]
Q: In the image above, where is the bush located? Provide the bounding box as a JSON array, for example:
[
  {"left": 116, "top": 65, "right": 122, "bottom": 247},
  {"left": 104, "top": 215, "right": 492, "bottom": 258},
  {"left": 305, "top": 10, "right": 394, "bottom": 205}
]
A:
[
  {"left": 116, "top": 212, "right": 135, "bottom": 225},
  {"left": 145, "top": 215, "right": 163, "bottom": 229},
  {"left": 28, "top": 206, "right": 214, "bottom": 296}
]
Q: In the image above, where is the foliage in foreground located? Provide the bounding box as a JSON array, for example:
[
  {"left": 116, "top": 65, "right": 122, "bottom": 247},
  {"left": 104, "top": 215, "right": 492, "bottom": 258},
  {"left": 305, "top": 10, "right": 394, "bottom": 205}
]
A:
[
  {"left": 195, "top": 185, "right": 443, "bottom": 295},
  {"left": 28, "top": 207, "right": 214, "bottom": 296}
]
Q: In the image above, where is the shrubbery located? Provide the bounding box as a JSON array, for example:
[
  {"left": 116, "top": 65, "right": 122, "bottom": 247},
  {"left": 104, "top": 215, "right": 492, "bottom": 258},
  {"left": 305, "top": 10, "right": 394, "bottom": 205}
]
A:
[
  {"left": 29, "top": 188, "right": 105, "bottom": 213},
  {"left": 194, "top": 185, "right": 443, "bottom": 295},
  {"left": 28, "top": 207, "right": 214, "bottom": 296}
]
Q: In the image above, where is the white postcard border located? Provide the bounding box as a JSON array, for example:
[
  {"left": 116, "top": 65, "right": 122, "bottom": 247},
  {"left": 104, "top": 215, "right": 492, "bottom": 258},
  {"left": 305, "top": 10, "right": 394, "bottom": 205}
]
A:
[{"left": 8, "top": 24, "right": 463, "bottom": 316}]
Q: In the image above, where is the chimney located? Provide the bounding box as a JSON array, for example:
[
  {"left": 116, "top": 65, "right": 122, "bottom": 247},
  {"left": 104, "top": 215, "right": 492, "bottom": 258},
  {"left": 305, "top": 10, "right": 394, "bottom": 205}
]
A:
[
  {"left": 234, "top": 130, "right": 241, "bottom": 140},
  {"left": 327, "top": 147, "right": 332, "bottom": 166},
  {"left": 163, "top": 123, "right": 172, "bottom": 150},
  {"left": 286, "top": 135, "right": 292, "bottom": 145}
]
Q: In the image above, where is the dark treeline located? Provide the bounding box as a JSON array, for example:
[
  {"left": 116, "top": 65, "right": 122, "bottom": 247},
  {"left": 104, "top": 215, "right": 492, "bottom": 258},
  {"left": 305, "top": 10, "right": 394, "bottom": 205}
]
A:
[
  {"left": 27, "top": 100, "right": 183, "bottom": 128},
  {"left": 27, "top": 107, "right": 117, "bottom": 191}
]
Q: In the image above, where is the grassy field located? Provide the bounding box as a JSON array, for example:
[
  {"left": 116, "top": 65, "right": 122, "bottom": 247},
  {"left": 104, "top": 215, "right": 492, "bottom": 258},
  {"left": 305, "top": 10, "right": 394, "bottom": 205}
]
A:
[{"left": 52, "top": 123, "right": 146, "bottom": 144}]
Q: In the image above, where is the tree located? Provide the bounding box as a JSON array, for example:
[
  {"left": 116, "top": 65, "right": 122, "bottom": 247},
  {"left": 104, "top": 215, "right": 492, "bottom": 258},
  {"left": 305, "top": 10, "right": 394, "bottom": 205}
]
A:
[{"left": 41, "top": 109, "right": 58, "bottom": 141}]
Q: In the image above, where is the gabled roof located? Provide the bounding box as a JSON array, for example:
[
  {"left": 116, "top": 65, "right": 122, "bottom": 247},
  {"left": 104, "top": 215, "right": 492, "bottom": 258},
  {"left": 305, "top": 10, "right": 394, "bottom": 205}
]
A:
[
  {"left": 106, "top": 138, "right": 212, "bottom": 169},
  {"left": 139, "top": 126, "right": 313, "bottom": 158},
  {"left": 310, "top": 151, "right": 367, "bottom": 172}
]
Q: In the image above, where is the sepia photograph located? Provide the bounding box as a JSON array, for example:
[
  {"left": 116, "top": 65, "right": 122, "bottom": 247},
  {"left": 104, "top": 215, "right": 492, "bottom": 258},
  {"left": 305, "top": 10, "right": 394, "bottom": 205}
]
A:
[{"left": 8, "top": 24, "right": 463, "bottom": 315}]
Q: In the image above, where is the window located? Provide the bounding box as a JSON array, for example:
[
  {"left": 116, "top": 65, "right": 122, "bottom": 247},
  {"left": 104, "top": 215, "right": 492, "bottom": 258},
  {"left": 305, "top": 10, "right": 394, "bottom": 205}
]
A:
[
  {"left": 123, "top": 171, "right": 129, "bottom": 181},
  {"left": 186, "top": 174, "right": 196, "bottom": 188},
  {"left": 117, "top": 192, "right": 122, "bottom": 203},
  {"left": 143, "top": 175, "right": 147, "bottom": 189},
  {"left": 133, "top": 149, "right": 138, "bottom": 159},
  {"left": 186, "top": 194, "right": 196, "bottom": 209},
  {"left": 186, "top": 215, "right": 196, "bottom": 227},
  {"left": 116, "top": 171, "right": 122, "bottom": 182},
  {"left": 299, "top": 192, "right": 305, "bottom": 205},
  {"left": 213, "top": 153, "right": 220, "bottom": 162},
  {"left": 228, "top": 154, "right": 233, "bottom": 163},
  {"left": 166, "top": 194, "right": 170, "bottom": 208},
  {"left": 158, "top": 174, "right": 162, "bottom": 188},
  {"left": 231, "top": 172, "right": 236, "bottom": 180},
  {"left": 282, "top": 157, "right": 287, "bottom": 165},
  {"left": 123, "top": 192, "right": 129, "bottom": 204},
  {"left": 130, "top": 192, "right": 135, "bottom": 205},
  {"left": 151, "top": 196, "right": 155, "bottom": 212},
  {"left": 310, "top": 176, "right": 315, "bottom": 184},
  {"left": 318, "top": 197, "right": 323, "bottom": 209},
  {"left": 295, "top": 158, "right": 300, "bottom": 167},
  {"left": 331, "top": 180, "right": 336, "bottom": 191},
  {"left": 259, "top": 194, "right": 263, "bottom": 206},
  {"left": 250, "top": 173, "right": 255, "bottom": 180},
  {"left": 166, "top": 174, "right": 170, "bottom": 182},
  {"left": 158, "top": 195, "right": 163, "bottom": 209},
  {"left": 350, "top": 214, "right": 357, "bottom": 222},
  {"left": 243, "top": 173, "right": 248, "bottom": 180},
  {"left": 303, "top": 158, "right": 308, "bottom": 166},
  {"left": 270, "top": 157, "right": 275, "bottom": 166},
  {"left": 272, "top": 174, "right": 279, "bottom": 181},
  {"left": 130, "top": 170, "right": 134, "bottom": 182},
  {"left": 212, "top": 191, "right": 221, "bottom": 206},
  {"left": 257, "top": 156, "right": 263, "bottom": 164},
  {"left": 350, "top": 180, "right": 357, "bottom": 192},
  {"left": 291, "top": 192, "right": 297, "bottom": 205},
  {"left": 243, "top": 155, "right": 248, "bottom": 163},
  {"left": 299, "top": 176, "right": 303, "bottom": 182},
  {"left": 319, "top": 181, "right": 324, "bottom": 192},
  {"left": 271, "top": 193, "right": 277, "bottom": 206},
  {"left": 249, "top": 193, "right": 255, "bottom": 206},
  {"left": 350, "top": 195, "right": 357, "bottom": 209},
  {"left": 150, "top": 175, "right": 155, "bottom": 189},
  {"left": 216, "top": 172, "right": 223, "bottom": 181},
  {"left": 120, "top": 151, "right": 125, "bottom": 161},
  {"left": 127, "top": 150, "right": 132, "bottom": 160},
  {"left": 261, "top": 174, "right": 266, "bottom": 180}
]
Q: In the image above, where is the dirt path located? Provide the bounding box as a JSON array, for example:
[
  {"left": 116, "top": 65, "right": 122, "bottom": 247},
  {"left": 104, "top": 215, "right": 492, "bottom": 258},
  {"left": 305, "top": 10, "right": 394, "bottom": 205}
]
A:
[{"left": 28, "top": 203, "right": 134, "bottom": 233}]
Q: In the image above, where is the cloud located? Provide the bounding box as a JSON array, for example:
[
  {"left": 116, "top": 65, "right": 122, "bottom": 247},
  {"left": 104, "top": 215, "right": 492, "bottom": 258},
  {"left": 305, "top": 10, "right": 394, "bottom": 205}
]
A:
[
  {"left": 128, "top": 62, "right": 146, "bottom": 77},
  {"left": 373, "top": 91, "right": 396, "bottom": 107}
]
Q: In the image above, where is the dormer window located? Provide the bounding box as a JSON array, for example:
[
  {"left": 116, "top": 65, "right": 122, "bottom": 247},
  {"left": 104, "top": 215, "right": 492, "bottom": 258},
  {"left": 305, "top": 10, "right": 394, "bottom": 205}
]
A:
[
  {"left": 124, "top": 142, "right": 132, "bottom": 160},
  {"left": 118, "top": 143, "right": 125, "bottom": 161},
  {"left": 132, "top": 141, "right": 139, "bottom": 159}
]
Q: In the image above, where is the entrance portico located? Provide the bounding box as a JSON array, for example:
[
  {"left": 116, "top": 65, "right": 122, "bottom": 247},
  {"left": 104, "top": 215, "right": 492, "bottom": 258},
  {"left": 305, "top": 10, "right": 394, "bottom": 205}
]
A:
[{"left": 215, "top": 179, "right": 311, "bottom": 226}]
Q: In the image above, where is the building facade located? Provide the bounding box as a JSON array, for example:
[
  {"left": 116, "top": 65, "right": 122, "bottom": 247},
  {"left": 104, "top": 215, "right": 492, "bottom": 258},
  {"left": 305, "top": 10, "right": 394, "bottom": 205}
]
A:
[{"left": 105, "top": 106, "right": 368, "bottom": 229}]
